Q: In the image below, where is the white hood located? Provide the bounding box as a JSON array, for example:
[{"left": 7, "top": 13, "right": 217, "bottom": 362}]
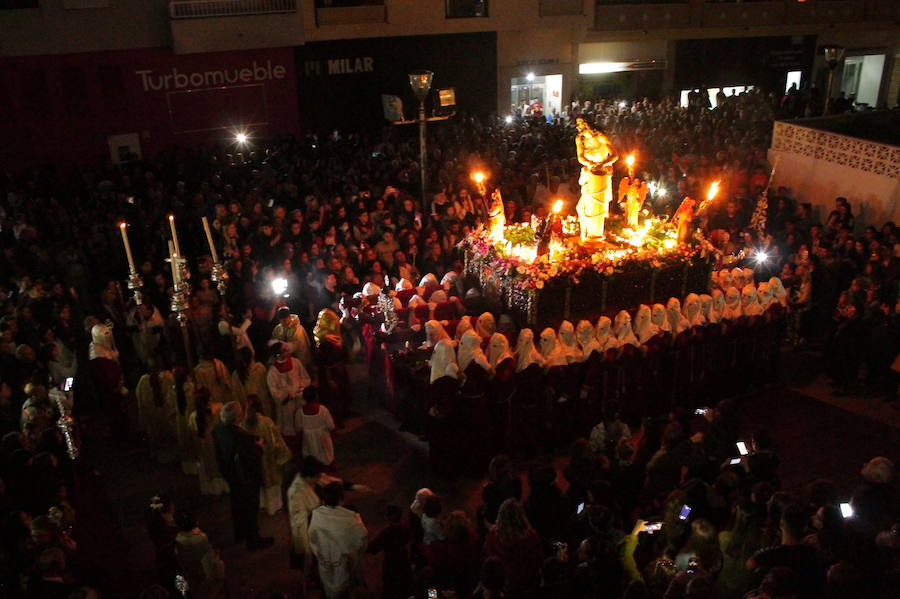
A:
[
  {"left": 575, "top": 320, "right": 600, "bottom": 360},
  {"left": 457, "top": 329, "right": 491, "bottom": 372},
  {"left": 539, "top": 327, "right": 568, "bottom": 368},
  {"left": 89, "top": 323, "right": 118, "bottom": 361},
  {"left": 666, "top": 297, "right": 689, "bottom": 335},
  {"left": 514, "top": 328, "right": 545, "bottom": 373},
  {"left": 683, "top": 293, "right": 703, "bottom": 327},
  {"left": 595, "top": 316, "right": 620, "bottom": 352},
  {"left": 429, "top": 338, "right": 459, "bottom": 384},
  {"left": 634, "top": 304, "right": 658, "bottom": 344},
  {"left": 723, "top": 286, "right": 742, "bottom": 320},
  {"left": 423, "top": 320, "right": 450, "bottom": 348},
  {"left": 557, "top": 320, "right": 581, "bottom": 364},
  {"left": 741, "top": 284, "right": 763, "bottom": 316},
  {"left": 614, "top": 310, "right": 639, "bottom": 348},
  {"left": 487, "top": 332, "right": 514, "bottom": 369}
]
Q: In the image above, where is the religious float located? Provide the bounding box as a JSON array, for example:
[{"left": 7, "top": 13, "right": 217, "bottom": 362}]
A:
[{"left": 461, "top": 118, "right": 715, "bottom": 328}]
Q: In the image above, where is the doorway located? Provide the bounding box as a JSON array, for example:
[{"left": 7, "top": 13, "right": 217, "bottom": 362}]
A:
[
  {"left": 510, "top": 73, "right": 563, "bottom": 117},
  {"left": 841, "top": 54, "right": 886, "bottom": 108}
]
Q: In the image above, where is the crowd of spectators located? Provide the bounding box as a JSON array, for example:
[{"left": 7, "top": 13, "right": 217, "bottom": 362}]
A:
[{"left": 0, "top": 84, "right": 896, "bottom": 599}]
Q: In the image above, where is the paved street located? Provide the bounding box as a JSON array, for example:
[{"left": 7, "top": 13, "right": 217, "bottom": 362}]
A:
[{"left": 72, "top": 358, "right": 900, "bottom": 598}]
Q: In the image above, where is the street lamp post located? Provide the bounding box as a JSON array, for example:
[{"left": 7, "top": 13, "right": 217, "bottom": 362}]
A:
[
  {"left": 409, "top": 70, "right": 433, "bottom": 210},
  {"left": 822, "top": 45, "right": 845, "bottom": 116}
]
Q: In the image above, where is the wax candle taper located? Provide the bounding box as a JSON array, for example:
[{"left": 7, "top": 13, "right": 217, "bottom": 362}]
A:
[
  {"left": 168, "top": 240, "right": 179, "bottom": 286},
  {"left": 168, "top": 215, "right": 181, "bottom": 257},
  {"left": 201, "top": 217, "right": 219, "bottom": 263},
  {"left": 119, "top": 222, "right": 135, "bottom": 271}
]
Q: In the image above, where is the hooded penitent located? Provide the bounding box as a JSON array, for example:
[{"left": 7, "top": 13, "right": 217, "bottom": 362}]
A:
[
  {"left": 595, "top": 316, "right": 621, "bottom": 351},
  {"left": 475, "top": 312, "right": 496, "bottom": 340},
  {"left": 514, "top": 328, "right": 545, "bottom": 373},
  {"left": 666, "top": 297, "right": 689, "bottom": 336},
  {"left": 651, "top": 303, "right": 669, "bottom": 333},
  {"left": 429, "top": 338, "right": 458, "bottom": 384},
  {"left": 557, "top": 320, "right": 582, "bottom": 364},
  {"left": 441, "top": 271, "right": 460, "bottom": 292},
  {"left": 454, "top": 316, "right": 473, "bottom": 342},
  {"left": 757, "top": 282, "right": 773, "bottom": 311},
  {"left": 89, "top": 323, "right": 118, "bottom": 361},
  {"left": 395, "top": 278, "right": 414, "bottom": 291},
  {"left": 419, "top": 273, "right": 438, "bottom": 288},
  {"left": 613, "top": 310, "right": 639, "bottom": 348},
  {"left": 362, "top": 282, "right": 381, "bottom": 297},
  {"left": 408, "top": 295, "right": 426, "bottom": 310},
  {"left": 458, "top": 329, "right": 491, "bottom": 372},
  {"left": 683, "top": 293, "right": 703, "bottom": 327},
  {"left": 719, "top": 269, "right": 734, "bottom": 290},
  {"left": 634, "top": 304, "right": 658, "bottom": 344},
  {"left": 539, "top": 327, "right": 568, "bottom": 368},
  {"left": 741, "top": 267, "right": 755, "bottom": 288},
  {"left": 710, "top": 289, "right": 725, "bottom": 323},
  {"left": 423, "top": 320, "right": 450, "bottom": 348},
  {"left": 741, "top": 284, "right": 763, "bottom": 316},
  {"left": 575, "top": 320, "right": 600, "bottom": 360},
  {"left": 723, "top": 286, "right": 742, "bottom": 320},
  {"left": 768, "top": 277, "right": 788, "bottom": 307},
  {"left": 699, "top": 294, "right": 713, "bottom": 324},
  {"left": 488, "top": 332, "right": 514, "bottom": 369},
  {"left": 313, "top": 309, "right": 342, "bottom": 349}
]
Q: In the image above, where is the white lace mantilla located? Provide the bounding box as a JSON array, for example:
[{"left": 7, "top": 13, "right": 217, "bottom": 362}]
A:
[{"left": 771, "top": 120, "right": 900, "bottom": 180}]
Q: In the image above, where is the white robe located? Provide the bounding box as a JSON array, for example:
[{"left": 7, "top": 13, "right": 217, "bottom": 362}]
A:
[
  {"left": 266, "top": 358, "right": 311, "bottom": 437},
  {"left": 308, "top": 505, "right": 368, "bottom": 598},
  {"left": 301, "top": 404, "right": 336, "bottom": 466},
  {"left": 287, "top": 474, "right": 321, "bottom": 556}
]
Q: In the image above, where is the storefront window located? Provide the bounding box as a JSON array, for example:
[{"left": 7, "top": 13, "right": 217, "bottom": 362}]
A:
[
  {"left": 510, "top": 73, "right": 563, "bottom": 119},
  {"left": 446, "top": 0, "right": 488, "bottom": 18}
]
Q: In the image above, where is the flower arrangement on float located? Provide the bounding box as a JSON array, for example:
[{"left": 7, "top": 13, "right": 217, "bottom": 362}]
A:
[{"left": 461, "top": 214, "right": 702, "bottom": 291}]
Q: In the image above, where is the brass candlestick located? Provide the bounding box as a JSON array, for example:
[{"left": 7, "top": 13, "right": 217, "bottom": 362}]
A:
[
  {"left": 127, "top": 268, "right": 144, "bottom": 305},
  {"left": 211, "top": 261, "right": 228, "bottom": 296}
]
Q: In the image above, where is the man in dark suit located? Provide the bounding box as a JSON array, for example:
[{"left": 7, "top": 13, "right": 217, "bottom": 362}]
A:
[{"left": 212, "top": 401, "right": 274, "bottom": 550}]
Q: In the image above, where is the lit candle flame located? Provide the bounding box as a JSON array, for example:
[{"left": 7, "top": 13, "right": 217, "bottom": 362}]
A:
[
  {"left": 625, "top": 154, "right": 635, "bottom": 168},
  {"left": 552, "top": 199, "right": 564, "bottom": 213},
  {"left": 472, "top": 172, "right": 485, "bottom": 184},
  {"left": 707, "top": 180, "right": 720, "bottom": 202}
]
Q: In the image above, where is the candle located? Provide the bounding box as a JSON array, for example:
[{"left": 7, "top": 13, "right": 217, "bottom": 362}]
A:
[
  {"left": 625, "top": 154, "right": 636, "bottom": 180},
  {"left": 119, "top": 222, "right": 135, "bottom": 272},
  {"left": 168, "top": 240, "right": 180, "bottom": 286},
  {"left": 168, "top": 214, "right": 182, "bottom": 257},
  {"left": 201, "top": 216, "right": 219, "bottom": 263}
]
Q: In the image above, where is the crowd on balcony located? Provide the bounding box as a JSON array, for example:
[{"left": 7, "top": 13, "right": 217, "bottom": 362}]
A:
[{"left": 0, "top": 84, "right": 897, "bottom": 598}]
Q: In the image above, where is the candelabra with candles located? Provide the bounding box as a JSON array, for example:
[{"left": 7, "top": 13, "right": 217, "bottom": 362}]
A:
[
  {"left": 168, "top": 214, "right": 191, "bottom": 290},
  {"left": 119, "top": 222, "right": 144, "bottom": 305},
  {"left": 202, "top": 216, "right": 228, "bottom": 296},
  {"left": 166, "top": 217, "right": 195, "bottom": 371},
  {"left": 167, "top": 242, "right": 190, "bottom": 324}
]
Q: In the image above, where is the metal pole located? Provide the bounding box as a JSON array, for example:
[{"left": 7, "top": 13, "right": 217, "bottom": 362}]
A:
[
  {"left": 418, "top": 99, "right": 428, "bottom": 214},
  {"left": 823, "top": 68, "right": 834, "bottom": 116}
]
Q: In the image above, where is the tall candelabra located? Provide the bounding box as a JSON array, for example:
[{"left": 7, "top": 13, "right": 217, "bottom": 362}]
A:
[
  {"left": 202, "top": 216, "right": 228, "bottom": 296},
  {"left": 167, "top": 239, "right": 195, "bottom": 371}
]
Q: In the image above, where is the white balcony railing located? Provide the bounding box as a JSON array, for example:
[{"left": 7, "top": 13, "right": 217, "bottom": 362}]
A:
[{"left": 169, "top": 0, "right": 296, "bottom": 19}]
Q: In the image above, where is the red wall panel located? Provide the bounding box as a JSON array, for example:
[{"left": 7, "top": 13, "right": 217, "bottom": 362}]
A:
[{"left": 0, "top": 46, "right": 299, "bottom": 171}]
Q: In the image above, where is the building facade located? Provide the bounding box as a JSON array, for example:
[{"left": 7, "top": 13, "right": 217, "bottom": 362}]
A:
[{"left": 1, "top": 0, "right": 898, "bottom": 169}]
